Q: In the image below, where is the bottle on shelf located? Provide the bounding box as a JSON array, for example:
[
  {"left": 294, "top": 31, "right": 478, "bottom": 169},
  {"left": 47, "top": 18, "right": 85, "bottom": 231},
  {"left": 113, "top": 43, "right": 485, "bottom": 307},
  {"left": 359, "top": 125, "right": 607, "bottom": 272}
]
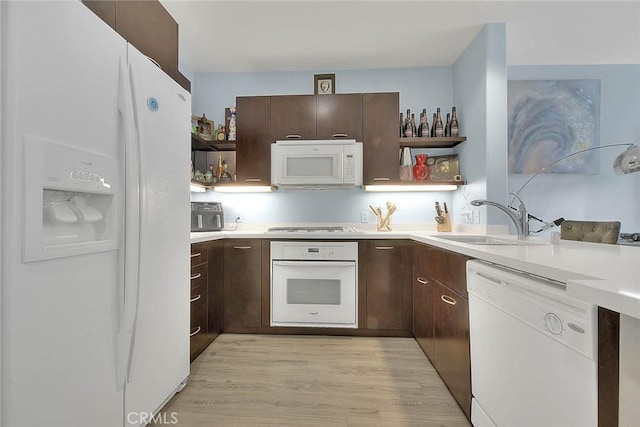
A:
[
  {"left": 227, "top": 106, "right": 237, "bottom": 141},
  {"left": 399, "top": 112, "right": 404, "bottom": 137},
  {"left": 434, "top": 108, "right": 444, "bottom": 137},
  {"left": 445, "top": 113, "right": 451, "bottom": 137},
  {"left": 215, "top": 155, "right": 224, "bottom": 179},
  {"left": 219, "top": 161, "right": 233, "bottom": 182},
  {"left": 418, "top": 109, "right": 428, "bottom": 137},
  {"left": 431, "top": 113, "right": 436, "bottom": 137},
  {"left": 411, "top": 113, "right": 417, "bottom": 137},
  {"left": 450, "top": 106, "right": 460, "bottom": 137},
  {"left": 404, "top": 109, "right": 413, "bottom": 138}
]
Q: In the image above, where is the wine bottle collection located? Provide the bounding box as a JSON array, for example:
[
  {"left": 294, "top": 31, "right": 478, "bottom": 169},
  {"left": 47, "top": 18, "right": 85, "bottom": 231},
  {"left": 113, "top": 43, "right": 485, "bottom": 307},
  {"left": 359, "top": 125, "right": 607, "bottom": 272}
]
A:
[{"left": 400, "top": 107, "right": 459, "bottom": 138}]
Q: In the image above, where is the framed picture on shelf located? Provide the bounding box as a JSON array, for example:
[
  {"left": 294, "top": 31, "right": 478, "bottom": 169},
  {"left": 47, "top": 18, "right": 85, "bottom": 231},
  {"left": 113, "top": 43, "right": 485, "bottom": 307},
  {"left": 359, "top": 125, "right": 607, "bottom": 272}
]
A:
[
  {"left": 427, "top": 154, "right": 460, "bottom": 181},
  {"left": 193, "top": 114, "right": 214, "bottom": 141},
  {"left": 314, "top": 73, "right": 335, "bottom": 95}
]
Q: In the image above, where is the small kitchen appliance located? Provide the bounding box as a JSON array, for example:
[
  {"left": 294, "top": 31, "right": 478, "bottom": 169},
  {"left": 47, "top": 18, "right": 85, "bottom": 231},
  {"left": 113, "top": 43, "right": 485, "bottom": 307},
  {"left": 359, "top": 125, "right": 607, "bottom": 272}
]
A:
[{"left": 191, "top": 202, "right": 224, "bottom": 231}]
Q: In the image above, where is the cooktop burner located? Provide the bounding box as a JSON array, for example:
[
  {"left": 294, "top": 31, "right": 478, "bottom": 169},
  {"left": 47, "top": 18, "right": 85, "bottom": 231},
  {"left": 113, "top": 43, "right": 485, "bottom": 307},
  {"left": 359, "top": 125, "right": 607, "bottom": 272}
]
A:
[{"left": 267, "top": 226, "right": 345, "bottom": 233}]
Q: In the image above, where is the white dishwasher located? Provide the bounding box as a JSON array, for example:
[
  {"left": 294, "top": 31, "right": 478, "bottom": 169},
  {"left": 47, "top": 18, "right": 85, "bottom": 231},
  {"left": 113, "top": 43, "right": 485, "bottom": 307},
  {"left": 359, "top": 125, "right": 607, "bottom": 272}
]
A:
[{"left": 467, "top": 260, "right": 597, "bottom": 427}]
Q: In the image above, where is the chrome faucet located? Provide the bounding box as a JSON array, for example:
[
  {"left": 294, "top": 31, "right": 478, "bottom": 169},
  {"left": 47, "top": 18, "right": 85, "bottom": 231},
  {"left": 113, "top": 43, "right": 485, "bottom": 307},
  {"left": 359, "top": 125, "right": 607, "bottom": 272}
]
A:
[{"left": 471, "top": 192, "right": 529, "bottom": 239}]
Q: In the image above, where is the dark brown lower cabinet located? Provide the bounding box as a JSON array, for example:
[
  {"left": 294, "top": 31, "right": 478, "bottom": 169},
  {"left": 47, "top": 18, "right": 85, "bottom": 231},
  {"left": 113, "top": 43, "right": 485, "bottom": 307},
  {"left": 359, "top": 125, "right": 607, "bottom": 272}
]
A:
[
  {"left": 413, "top": 242, "right": 471, "bottom": 421},
  {"left": 189, "top": 243, "right": 212, "bottom": 361},
  {"left": 413, "top": 267, "right": 436, "bottom": 362},
  {"left": 223, "top": 239, "right": 262, "bottom": 330},
  {"left": 189, "top": 240, "right": 224, "bottom": 362},
  {"left": 365, "top": 240, "right": 412, "bottom": 331},
  {"left": 207, "top": 240, "right": 224, "bottom": 338},
  {"left": 433, "top": 283, "right": 471, "bottom": 420}
]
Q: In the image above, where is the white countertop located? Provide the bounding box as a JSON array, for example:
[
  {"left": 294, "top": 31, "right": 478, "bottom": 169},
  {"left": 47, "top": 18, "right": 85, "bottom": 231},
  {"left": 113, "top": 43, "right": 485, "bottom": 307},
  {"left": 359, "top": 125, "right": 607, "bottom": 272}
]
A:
[{"left": 191, "top": 226, "right": 640, "bottom": 319}]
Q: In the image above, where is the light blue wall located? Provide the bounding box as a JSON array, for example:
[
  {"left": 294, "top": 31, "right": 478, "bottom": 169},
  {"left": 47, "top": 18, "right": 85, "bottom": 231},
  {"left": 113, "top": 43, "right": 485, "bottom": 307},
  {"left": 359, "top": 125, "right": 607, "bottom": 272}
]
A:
[
  {"left": 191, "top": 66, "right": 463, "bottom": 225},
  {"left": 192, "top": 67, "right": 454, "bottom": 130},
  {"left": 452, "top": 24, "right": 508, "bottom": 228},
  {"left": 507, "top": 65, "right": 640, "bottom": 233}
]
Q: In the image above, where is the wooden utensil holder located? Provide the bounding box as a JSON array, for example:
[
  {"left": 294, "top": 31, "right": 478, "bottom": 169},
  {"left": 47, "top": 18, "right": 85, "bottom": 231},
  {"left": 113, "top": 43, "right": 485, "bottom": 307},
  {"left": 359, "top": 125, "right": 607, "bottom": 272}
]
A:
[{"left": 437, "top": 212, "right": 453, "bottom": 232}]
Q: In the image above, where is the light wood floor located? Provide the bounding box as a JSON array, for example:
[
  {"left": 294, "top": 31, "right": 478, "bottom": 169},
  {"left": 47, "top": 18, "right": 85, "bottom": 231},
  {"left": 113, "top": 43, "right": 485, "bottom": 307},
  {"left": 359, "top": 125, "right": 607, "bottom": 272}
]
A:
[{"left": 157, "top": 334, "right": 471, "bottom": 426}]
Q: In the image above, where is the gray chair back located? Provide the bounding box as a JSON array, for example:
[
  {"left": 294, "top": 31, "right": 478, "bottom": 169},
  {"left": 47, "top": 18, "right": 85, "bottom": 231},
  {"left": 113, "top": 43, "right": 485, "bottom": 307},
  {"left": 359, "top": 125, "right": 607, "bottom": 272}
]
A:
[{"left": 560, "top": 220, "right": 621, "bottom": 245}]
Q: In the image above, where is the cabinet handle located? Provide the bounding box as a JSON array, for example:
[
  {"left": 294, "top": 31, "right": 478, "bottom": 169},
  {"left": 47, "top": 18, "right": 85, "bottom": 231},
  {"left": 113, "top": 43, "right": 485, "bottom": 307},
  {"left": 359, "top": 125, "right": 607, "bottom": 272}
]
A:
[
  {"left": 233, "top": 246, "right": 252, "bottom": 250},
  {"left": 375, "top": 246, "right": 394, "bottom": 250},
  {"left": 285, "top": 134, "right": 302, "bottom": 139},
  {"left": 310, "top": 311, "right": 318, "bottom": 315},
  {"left": 189, "top": 326, "right": 201, "bottom": 337},
  {"left": 441, "top": 295, "right": 457, "bottom": 305},
  {"left": 245, "top": 178, "right": 262, "bottom": 182},
  {"left": 190, "top": 252, "right": 201, "bottom": 258},
  {"left": 145, "top": 55, "right": 162, "bottom": 70},
  {"left": 416, "top": 277, "right": 428, "bottom": 285},
  {"left": 190, "top": 273, "right": 202, "bottom": 280},
  {"left": 373, "top": 177, "right": 390, "bottom": 181},
  {"left": 190, "top": 294, "right": 202, "bottom": 303},
  {"left": 331, "top": 133, "right": 349, "bottom": 138}
]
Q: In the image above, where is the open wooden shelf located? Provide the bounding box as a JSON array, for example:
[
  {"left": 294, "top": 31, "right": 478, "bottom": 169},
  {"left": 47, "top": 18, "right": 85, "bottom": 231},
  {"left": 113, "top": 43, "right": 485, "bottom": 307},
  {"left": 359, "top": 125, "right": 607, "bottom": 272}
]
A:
[
  {"left": 399, "top": 136, "right": 467, "bottom": 149},
  {"left": 191, "top": 134, "right": 237, "bottom": 152}
]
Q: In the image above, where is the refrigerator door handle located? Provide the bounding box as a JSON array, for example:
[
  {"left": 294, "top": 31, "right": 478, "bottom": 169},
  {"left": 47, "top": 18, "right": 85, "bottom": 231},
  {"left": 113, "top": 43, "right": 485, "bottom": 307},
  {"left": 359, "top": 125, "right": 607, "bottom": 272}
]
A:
[
  {"left": 123, "top": 56, "right": 145, "bottom": 383},
  {"left": 114, "top": 57, "right": 142, "bottom": 390}
]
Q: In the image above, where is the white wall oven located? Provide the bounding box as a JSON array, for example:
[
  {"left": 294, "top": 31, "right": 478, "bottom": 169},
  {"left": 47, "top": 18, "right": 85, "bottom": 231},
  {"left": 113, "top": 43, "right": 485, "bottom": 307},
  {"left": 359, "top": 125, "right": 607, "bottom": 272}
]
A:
[{"left": 270, "top": 241, "right": 358, "bottom": 328}]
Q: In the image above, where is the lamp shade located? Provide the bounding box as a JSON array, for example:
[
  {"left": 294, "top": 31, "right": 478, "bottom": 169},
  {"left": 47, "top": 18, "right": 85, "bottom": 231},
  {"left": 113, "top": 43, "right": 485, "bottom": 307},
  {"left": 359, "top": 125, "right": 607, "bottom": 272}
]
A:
[{"left": 613, "top": 144, "right": 640, "bottom": 175}]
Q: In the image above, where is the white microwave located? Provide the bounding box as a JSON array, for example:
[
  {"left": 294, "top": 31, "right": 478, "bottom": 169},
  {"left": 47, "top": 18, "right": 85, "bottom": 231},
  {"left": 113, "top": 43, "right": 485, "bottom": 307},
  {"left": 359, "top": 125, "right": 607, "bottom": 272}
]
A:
[{"left": 271, "top": 140, "right": 363, "bottom": 189}]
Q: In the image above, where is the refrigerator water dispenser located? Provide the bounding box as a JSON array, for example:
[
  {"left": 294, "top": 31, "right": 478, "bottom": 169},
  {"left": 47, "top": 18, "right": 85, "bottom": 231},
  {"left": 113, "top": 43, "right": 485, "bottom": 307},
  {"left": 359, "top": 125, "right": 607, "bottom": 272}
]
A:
[{"left": 23, "top": 136, "right": 119, "bottom": 261}]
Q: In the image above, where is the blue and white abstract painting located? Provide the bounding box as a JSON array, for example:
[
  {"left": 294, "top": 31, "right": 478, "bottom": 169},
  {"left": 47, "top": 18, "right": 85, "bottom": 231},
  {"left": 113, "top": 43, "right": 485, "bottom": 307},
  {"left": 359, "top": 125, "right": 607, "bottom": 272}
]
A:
[{"left": 508, "top": 80, "right": 600, "bottom": 174}]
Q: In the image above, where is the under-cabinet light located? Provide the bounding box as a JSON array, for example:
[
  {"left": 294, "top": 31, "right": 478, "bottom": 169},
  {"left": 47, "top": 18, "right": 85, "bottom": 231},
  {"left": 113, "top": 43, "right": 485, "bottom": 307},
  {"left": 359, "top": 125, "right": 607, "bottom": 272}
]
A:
[
  {"left": 364, "top": 185, "right": 457, "bottom": 192},
  {"left": 190, "top": 183, "right": 206, "bottom": 193},
  {"left": 213, "top": 185, "right": 273, "bottom": 193}
]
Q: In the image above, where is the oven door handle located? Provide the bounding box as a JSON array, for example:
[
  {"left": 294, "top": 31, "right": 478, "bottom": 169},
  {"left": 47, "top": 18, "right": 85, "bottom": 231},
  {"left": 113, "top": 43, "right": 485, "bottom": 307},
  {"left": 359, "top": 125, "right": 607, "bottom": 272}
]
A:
[{"left": 272, "top": 261, "right": 355, "bottom": 268}]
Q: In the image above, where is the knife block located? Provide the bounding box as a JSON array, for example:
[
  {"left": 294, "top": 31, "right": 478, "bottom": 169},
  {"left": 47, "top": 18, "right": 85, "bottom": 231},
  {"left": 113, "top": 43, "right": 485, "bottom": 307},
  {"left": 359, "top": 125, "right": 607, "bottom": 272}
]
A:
[{"left": 437, "top": 212, "right": 453, "bottom": 232}]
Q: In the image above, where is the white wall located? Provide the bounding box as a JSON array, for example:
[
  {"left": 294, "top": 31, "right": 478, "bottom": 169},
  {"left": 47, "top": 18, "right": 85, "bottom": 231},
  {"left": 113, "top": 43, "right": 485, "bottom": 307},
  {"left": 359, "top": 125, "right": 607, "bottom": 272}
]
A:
[{"left": 507, "top": 65, "right": 640, "bottom": 234}]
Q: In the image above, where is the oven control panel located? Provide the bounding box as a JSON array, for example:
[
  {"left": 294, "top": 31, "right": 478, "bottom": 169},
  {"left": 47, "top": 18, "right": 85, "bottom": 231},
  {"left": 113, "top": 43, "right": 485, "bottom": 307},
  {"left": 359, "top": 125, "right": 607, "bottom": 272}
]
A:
[{"left": 271, "top": 241, "right": 358, "bottom": 261}]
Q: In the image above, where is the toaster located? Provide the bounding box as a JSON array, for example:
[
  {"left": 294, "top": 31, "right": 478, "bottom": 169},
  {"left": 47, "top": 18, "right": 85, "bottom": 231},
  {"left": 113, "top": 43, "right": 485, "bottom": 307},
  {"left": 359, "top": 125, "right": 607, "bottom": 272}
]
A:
[{"left": 191, "top": 202, "right": 224, "bottom": 232}]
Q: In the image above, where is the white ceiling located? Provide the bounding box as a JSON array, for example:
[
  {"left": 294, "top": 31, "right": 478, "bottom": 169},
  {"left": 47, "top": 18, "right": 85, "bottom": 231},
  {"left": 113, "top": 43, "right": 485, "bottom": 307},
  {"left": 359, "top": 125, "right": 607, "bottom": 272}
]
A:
[{"left": 160, "top": 0, "right": 640, "bottom": 74}]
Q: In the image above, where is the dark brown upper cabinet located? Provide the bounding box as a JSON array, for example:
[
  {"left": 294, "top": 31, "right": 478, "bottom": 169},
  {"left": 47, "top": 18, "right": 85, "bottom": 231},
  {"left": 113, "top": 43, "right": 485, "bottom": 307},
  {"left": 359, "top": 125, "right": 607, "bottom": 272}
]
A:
[
  {"left": 270, "top": 95, "right": 317, "bottom": 141},
  {"left": 82, "top": 0, "right": 189, "bottom": 91},
  {"left": 236, "top": 96, "right": 272, "bottom": 184},
  {"left": 362, "top": 92, "right": 400, "bottom": 184},
  {"left": 316, "top": 94, "right": 363, "bottom": 141}
]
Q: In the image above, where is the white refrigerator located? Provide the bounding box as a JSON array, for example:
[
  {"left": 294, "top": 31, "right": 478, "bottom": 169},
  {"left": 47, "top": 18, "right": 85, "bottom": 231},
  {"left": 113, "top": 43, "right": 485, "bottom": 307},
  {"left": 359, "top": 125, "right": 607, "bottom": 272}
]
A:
[{"left": 1, "top": 2, "right": 191, "bottom": 426}]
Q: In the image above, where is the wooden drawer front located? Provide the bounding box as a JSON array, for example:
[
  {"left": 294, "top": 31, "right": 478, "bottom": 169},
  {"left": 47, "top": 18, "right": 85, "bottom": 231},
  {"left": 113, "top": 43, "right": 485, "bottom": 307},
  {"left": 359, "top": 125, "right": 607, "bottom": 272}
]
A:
[
  {"left": 413, "top": 243, "right": 470, "bottom": 296},
  {"left": 190, "top": 243, "right": 208, "bottom": 267},
  {"left": 190, "top": 290, "right": 208, "bottom": 334},
  {"left": 413, "top": 267, "right": 436, "bottom": 362},
  {"left": 190, "top": 263, "right": 208, "bottom": 291}
]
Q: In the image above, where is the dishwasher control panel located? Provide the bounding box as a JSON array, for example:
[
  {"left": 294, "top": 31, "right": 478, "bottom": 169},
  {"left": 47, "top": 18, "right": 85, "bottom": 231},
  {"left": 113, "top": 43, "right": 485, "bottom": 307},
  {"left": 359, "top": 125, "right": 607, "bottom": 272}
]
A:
[{"left": 467, "top": 260, "right": 597, "bottom": 360}]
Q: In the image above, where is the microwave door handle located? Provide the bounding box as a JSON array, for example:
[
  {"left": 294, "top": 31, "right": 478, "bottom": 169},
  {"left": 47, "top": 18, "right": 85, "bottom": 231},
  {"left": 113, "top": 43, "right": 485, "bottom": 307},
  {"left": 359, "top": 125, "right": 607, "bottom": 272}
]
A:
[
  {"left": 197, "top": 214, "right": 202, "bottom": 229},
  {"left": 216, "top": 215, "right": 221, "bottom": 228}
]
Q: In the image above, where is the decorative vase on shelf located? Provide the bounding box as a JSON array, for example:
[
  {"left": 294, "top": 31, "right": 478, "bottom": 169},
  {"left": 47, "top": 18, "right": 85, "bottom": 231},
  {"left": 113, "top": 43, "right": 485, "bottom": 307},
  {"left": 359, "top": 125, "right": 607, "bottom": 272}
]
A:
[
  {"left": 399, "top": 147, "right": 413, "bottom": 181},
  {"left": 413, "top": 154, "right": 430, "bottom": 181}
]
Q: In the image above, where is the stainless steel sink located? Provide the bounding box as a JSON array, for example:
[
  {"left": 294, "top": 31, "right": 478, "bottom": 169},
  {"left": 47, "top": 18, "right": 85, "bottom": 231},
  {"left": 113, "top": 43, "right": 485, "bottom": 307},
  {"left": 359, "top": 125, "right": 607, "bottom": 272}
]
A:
[{"left": 434, "top": 235, "right": 543, "bottom": 246}]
